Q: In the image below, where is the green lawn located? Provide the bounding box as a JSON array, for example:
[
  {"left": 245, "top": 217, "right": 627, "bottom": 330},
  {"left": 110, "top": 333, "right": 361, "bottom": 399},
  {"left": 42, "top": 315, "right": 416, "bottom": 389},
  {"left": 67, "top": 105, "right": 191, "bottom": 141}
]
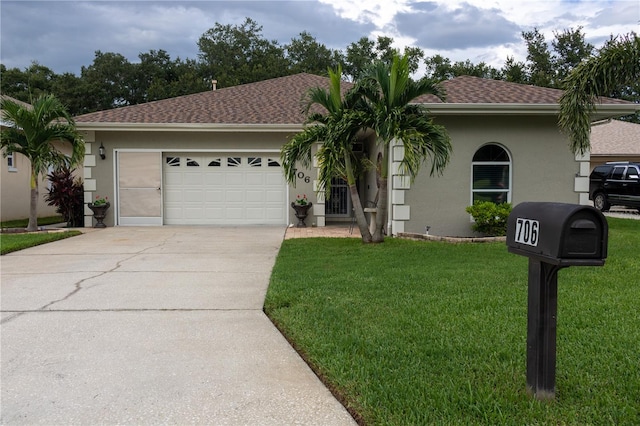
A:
[
  {"left": 0, "top": 216, "right": 64, "bottom": 229},
  {"left": 265, "top": 217, "right": 640, "bottom": 425},
  {"left": 0, "top": 231, "right": 82, "bottom": 255}
]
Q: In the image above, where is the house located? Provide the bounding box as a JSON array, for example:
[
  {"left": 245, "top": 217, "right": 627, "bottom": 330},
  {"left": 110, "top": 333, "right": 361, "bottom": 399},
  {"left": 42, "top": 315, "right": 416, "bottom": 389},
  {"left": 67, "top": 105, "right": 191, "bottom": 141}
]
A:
[
  {"left": 74, "top": 74, "right": 637, "bottom": 236},
  {"left": 589, "top": 119, "right": 640, "bottom": 170},
  {"left": 0, "top": 96, "right": 63, "bottom": 222}
]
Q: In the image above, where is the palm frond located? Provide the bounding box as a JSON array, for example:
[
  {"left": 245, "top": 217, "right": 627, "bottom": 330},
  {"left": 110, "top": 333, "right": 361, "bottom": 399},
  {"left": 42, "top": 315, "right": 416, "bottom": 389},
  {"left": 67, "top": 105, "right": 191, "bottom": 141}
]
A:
[
  {"left": 281, "top": 125, "right": 326, "bottom": 185},
  {"left": 559, "top": 33, "right": 640, "bottom": 154}
]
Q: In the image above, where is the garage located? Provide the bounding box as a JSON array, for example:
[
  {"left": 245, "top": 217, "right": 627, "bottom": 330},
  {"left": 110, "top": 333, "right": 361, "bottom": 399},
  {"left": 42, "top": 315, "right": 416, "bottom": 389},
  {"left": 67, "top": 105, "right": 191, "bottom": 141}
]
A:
[{"left": 163, "top": 153, "right": 287, "bottom": 225}]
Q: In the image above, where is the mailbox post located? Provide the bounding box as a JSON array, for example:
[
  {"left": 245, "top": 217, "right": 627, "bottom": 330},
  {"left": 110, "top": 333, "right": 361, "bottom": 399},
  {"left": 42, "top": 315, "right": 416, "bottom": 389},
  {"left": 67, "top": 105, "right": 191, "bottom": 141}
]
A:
[{"left": 506, "top": 202, "right": 608, "bottom": 400}]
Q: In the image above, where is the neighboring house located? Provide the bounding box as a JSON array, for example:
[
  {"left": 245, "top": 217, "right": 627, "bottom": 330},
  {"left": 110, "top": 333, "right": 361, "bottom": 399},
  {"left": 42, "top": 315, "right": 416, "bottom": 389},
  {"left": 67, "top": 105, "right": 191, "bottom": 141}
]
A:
[
  {"left": 74, "top": 74, "right": 637, "bottom": 236},
  {"left": 0, "top": 96, "right": 61, "bottom": 222},
  {"left": 589, "top": 119, "right": 640, "bottom": 170}
]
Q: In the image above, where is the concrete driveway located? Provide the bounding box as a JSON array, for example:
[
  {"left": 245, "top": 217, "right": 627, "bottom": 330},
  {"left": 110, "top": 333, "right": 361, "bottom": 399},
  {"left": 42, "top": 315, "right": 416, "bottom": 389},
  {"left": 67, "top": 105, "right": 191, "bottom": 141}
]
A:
[{"left": 1, "top": 226, "right": 356, "bottom": 425}]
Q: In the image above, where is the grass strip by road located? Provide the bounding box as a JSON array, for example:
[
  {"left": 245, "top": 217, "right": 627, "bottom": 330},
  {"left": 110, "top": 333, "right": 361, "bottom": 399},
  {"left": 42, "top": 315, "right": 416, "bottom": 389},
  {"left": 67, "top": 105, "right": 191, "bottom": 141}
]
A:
[
  {"left": 265, "top": 217, "right": 639, "bottom": 425},
  {"left": 0, "top": 216, "right": 64, "bottom": 229},
  {"left": 0, "top": 231, "right": 82, "bottom": 255}
]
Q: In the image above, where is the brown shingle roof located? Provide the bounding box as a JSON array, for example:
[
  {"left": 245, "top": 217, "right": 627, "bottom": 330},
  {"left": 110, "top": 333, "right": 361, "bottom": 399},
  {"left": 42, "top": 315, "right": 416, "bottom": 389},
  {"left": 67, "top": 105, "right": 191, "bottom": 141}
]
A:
[
  {"left": 419, "top": 75, "right": 632, "bottom": 104},
  {"left": 1, "top": 95, "right": 33, "bottom": 110},
  {"left": 75, "top": 73, "right": 633, "bottom": 125},
  {"left": 590, "top": 120, "right": 640, "bottom": 156},
  {"left": 421, "top": 76, "right": 565, "bottom": 103},
  {"left": 75, "top": 73, "right": 337, "bottom": 125}
]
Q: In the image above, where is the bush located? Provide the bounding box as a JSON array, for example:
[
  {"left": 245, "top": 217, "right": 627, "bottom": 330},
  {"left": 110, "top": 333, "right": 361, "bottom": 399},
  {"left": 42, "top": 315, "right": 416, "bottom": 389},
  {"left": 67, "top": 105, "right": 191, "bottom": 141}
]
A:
[
  {"left": 465, "top": 201, "right": 512, "bottom": 236},
  {"left": 45, "top": 167, "right": 84, "bottom": 227}
]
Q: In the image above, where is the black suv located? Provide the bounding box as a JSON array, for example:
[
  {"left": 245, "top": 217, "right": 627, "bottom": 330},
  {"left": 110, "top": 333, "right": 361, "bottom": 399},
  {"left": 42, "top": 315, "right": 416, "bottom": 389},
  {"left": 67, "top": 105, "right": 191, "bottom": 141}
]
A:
[{"left": 589, "top": 161, "right": 640, "bottom": 212}]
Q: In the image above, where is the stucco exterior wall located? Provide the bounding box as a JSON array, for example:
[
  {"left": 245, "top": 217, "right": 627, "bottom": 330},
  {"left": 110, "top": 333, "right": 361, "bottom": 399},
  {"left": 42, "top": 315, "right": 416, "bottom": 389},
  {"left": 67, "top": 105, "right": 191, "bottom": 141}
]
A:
[
  {"left": 402, "top": 115, "right": 583, "bottom": 237},
  {"left": 0, "top": 147, "right": 75, "bottom": 222},
  {"left": 82, "top": 129, "right": 318, "bottom": 227}
]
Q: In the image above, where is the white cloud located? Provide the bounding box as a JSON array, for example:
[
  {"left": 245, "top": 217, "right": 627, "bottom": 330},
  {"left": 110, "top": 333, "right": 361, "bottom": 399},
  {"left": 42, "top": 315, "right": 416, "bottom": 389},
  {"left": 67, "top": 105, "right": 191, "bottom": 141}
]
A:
[{"left": 319, "top": 0, "right": 412, "bottom": 27}]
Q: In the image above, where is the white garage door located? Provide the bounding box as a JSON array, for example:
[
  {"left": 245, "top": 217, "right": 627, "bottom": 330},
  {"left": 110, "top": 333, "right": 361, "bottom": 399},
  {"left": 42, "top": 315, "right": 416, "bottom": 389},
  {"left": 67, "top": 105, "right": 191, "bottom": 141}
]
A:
[{"left": 163, "top": 154, "right": 287, "bottom": 225}]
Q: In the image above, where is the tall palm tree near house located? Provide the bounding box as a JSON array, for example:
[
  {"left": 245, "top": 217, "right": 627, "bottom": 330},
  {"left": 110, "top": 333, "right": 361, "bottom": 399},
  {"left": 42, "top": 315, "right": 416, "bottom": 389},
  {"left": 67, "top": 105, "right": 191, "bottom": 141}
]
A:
[
  {"left": 559, "top": 33, "right": 639, "bottom": 154},
  {"left": 357, "top": 54, "right": 452, "bottom": 242},
  {"left": 281, "top": 66, "right": 375, "bottom": 242},
  {"left": 1, "top": 95, "right": 84, "bottom": 231}
]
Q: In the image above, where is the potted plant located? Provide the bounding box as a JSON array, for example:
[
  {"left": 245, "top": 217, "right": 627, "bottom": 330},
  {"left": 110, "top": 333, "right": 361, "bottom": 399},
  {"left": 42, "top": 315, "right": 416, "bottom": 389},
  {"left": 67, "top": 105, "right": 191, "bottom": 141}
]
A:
[
  {"left": 88, "top": 195, "right": 110, "bottom": 228},
  {"left": 291, "top": 194, "right": 313, "bottom": 227}
]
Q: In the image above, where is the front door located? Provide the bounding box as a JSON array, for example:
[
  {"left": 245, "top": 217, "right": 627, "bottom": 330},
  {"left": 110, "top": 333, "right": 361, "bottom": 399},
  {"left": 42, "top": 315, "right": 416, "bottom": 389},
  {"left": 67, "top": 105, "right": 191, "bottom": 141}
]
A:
[
  {"left": 117, "top": 151, "right": 162, "bottom": 225},
  {"left": 325, "top": 177, "right": 352, "bottom": 218}
]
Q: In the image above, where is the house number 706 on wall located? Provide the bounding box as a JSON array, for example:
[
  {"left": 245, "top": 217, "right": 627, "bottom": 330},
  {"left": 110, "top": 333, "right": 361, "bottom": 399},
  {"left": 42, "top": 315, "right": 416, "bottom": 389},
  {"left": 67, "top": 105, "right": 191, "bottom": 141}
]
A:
[
  {"left": 515, "top": 218, "right": 539, "bottom": 246},
  {"left": 293, "top": 170, "right": 311, "bottom": 183}
]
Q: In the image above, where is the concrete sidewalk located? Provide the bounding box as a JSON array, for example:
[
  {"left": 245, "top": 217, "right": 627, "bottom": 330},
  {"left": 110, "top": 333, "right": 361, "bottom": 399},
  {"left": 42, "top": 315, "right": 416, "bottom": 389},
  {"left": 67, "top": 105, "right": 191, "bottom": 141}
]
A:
[{"left": 1, "top": 226, "right": 356, "bottom": 425}]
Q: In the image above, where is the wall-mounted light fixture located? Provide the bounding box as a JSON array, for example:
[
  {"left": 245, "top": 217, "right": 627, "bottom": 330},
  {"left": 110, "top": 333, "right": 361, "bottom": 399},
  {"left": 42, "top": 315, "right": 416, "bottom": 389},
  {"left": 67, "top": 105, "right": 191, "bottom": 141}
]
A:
[{"left": 99, "top": 143, "right": 106, "bottom": 160}]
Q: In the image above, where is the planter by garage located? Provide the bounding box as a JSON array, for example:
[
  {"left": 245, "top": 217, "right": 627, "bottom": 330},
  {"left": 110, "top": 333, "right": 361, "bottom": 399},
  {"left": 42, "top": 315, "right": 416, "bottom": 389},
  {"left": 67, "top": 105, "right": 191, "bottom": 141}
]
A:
[
  {"left": 291, "top": 203, "right": 313, "bottom": 227},
  {"left": 88, "top": 202, "right": 110, "bottom": 228}
]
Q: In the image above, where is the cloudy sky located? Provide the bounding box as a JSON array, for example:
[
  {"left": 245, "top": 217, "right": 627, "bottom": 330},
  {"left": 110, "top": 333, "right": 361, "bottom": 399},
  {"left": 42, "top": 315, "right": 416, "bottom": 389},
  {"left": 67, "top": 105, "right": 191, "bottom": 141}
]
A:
[{"left": 1, "top": 0, "right": 638, "bottom": 76}]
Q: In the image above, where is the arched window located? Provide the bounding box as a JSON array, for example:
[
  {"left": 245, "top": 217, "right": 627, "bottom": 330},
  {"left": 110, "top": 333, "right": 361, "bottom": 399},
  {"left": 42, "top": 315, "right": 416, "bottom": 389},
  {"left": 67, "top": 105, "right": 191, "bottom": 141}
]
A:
[{"left": 471, "top": 144, "right": 511, "bottom": 204}]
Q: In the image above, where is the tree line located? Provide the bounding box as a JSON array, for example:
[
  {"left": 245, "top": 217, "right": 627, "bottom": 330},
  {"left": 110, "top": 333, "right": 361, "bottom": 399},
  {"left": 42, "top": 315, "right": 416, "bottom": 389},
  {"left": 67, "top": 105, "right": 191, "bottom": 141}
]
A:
[{"left": 1, "top": 18, "right": 637, "bottom": 117}]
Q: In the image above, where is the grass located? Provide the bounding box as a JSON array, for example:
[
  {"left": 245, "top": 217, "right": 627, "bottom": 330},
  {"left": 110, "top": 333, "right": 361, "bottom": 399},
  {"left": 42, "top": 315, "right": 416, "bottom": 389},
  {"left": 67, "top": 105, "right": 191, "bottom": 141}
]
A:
[
  {"left": 0, "top": 231, "right": 82, "bottom": 255},
  {"left": 265, "top": 217, "right": 640, "bottom": 425},
  {"left": 0, "top": 215, "right": 65, "bottom": 229}
]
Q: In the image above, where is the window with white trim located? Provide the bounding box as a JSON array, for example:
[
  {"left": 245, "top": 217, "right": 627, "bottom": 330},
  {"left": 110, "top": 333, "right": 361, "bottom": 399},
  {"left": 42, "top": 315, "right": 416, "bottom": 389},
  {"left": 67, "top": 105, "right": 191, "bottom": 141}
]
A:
[
  {"left": 7, "top": 152, "right": 17, "bottom": 172},
  {"left": 471, "top": 144, "right": 511, "bottom": 204}
]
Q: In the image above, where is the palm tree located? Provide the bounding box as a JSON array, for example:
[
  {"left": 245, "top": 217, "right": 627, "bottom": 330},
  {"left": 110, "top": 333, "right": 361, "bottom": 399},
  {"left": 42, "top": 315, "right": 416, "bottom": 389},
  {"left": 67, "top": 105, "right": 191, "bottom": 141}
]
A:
[
  {"left": 558, "top": 33, "right": 639, "bottom": 154},
  {"left": 1, "top": 95, "right": 84, "bottom": 231},
  {"left": 357, "top": 54, "right": 452, "bottom": 242},
  {"left": 281, "top": 66, "right": 375, "bottom": 242}
]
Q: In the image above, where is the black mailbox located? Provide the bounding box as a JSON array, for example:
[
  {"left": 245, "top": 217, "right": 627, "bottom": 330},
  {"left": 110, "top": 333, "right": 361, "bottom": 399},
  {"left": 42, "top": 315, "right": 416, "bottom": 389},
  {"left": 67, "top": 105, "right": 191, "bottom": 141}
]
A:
[
  {"left": 507, "top": 202, "right": 608, "bottom": 266},
  {"left": 505, "top": 202, "right": 608, "bottom": 400}
]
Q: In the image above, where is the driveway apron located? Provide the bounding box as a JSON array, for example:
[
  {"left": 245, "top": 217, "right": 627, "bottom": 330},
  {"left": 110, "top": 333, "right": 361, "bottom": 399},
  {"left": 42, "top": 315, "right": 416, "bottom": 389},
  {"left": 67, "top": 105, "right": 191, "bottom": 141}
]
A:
[{"left": 1, "top": 226, "right": 356, "bottom": 425}]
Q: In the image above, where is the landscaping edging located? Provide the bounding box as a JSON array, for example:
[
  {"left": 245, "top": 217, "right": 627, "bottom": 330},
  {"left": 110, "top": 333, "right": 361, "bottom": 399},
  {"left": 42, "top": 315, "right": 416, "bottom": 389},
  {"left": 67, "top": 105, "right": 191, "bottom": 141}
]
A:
[
  {"left": 397, "top": 232, "right": 506, "bottom": 244},
  {"left": 0, "top": 227, "right": 68, "bottom": 234}
]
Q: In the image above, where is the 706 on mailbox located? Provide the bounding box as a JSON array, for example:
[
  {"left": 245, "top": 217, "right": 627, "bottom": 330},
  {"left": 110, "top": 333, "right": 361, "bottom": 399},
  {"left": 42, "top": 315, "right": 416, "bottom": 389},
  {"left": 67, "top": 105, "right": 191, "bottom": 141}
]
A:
[
  {"left": 513, "top": 218, "right": 539, "bottom": 247},
  {"left": 506, "top": 202, "right": 608, "bottom": 400}
]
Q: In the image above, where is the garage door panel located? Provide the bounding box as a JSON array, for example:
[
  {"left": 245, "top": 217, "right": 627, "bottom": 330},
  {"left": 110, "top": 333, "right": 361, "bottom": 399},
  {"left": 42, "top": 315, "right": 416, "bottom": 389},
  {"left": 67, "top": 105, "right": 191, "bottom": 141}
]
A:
[
  {"left": 267, "top": 208, "right": 285, "bottom": 219},
  {"left": 205, "top": 190, "right": 223, "bottom": 202},
  {"left": 205, "top": 207, "right": 224, "bottom": 219},
  {"left": 245, "top": 190, "right": 265, "bottom": 202},
  {"left": 183, "top": 173, "right": 203, "bottom": 186},
  {"left": 204, "top": 173, "right": 224, "bottom": 185},
  {"left": 184, "top": 190, "right": 204, "bottom": 202},
  {"left": 183, "top": 207, "right": 204, "bottom": 219},
  {"left": 163, "top": 154, "right": 286, "bottom": 225},
  {"left": 266, "top": 173, "right": 284, "bottom": 185},
  {"left": 165, "top": 189, "right": 183, "bottom": 203},
  {"left": 246, "top": 174, "right": 265, "bottom": 185},
  {"left": 225, "top": 173, "right": 244, "bottom": 186},
  {"left": 225, "top": 207, "right": 243, "bottom": 219},
  {"left": 246, "top": 208, "right": 265, "bottom": 219},
  {"left": 266, "top": 190, "right": 284, "bottom": 202},
  {"left": 226, "top": 190, "right": 244, "bottom": 203},
  {"left": 164, "top": 173, "right": 183, "bottom": 185}
]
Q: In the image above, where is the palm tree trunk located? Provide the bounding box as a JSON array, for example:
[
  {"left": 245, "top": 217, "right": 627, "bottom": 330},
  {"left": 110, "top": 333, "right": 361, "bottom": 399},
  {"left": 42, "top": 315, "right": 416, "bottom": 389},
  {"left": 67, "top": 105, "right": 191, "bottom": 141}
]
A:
[
  {"left": 372, "top": 148, "right": 389, "bottom": 243},
  {"left": 372, "top": 177, "right": 388, "bottom": 242},
  {"left": 344, "top": 153, "right": 372, "bottom": 243},
  {"left": 349, "top": 184, "right": 372, "bottom": 243},
  {"left": 27, "top": 168, "right": 38, "bottom": 231}
]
